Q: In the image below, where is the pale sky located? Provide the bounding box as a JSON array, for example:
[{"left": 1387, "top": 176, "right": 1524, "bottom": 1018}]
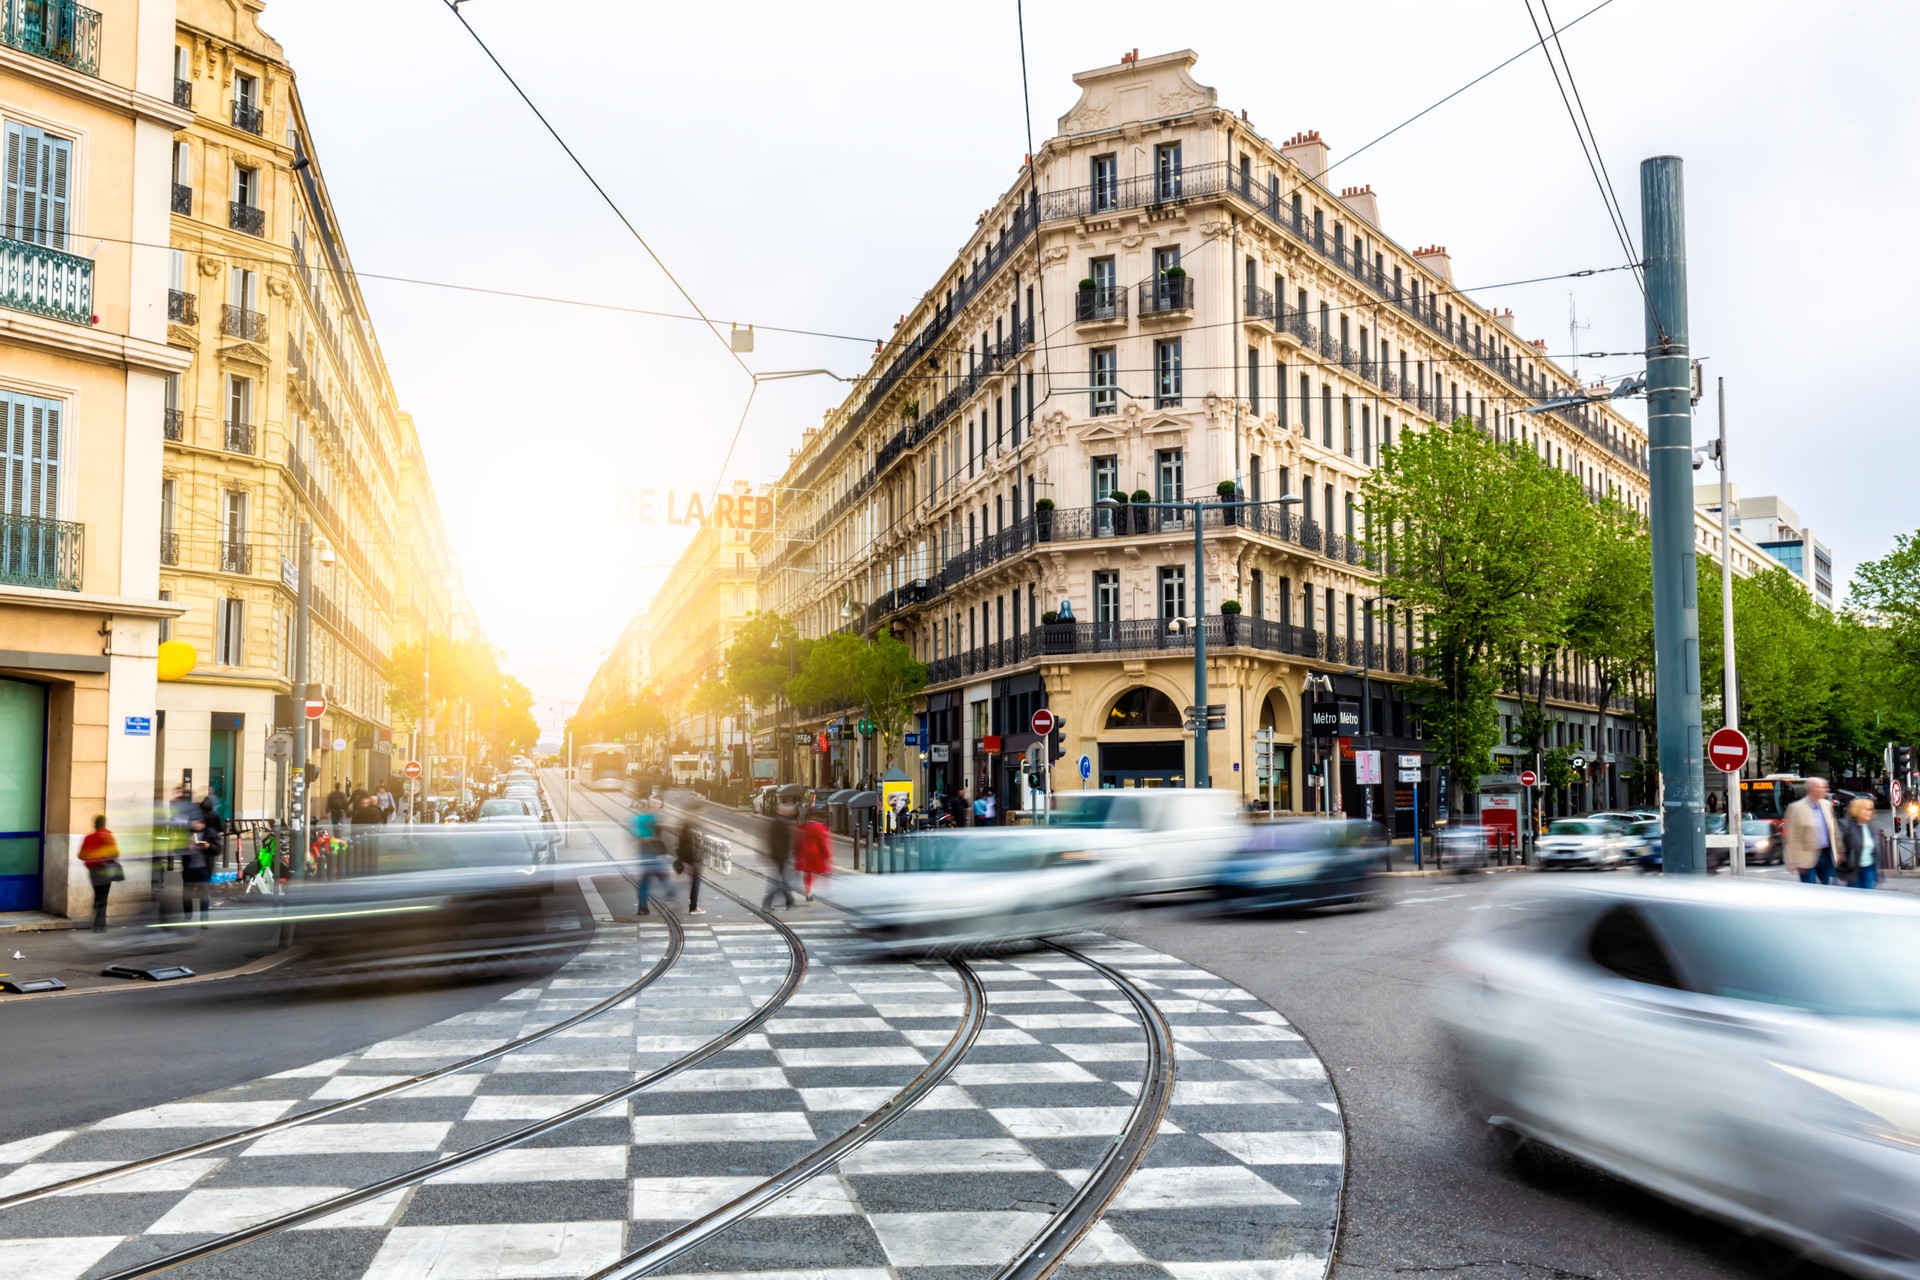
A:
[{"left": 260, "top": 0, "right": 1919, "bottom": 734}]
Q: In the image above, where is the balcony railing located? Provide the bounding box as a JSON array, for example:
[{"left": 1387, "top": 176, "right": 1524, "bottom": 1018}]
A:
[
  {"left": 159, "top": 530, "right": 178, "bottom": 565},
  {"left": 162, "top": 407, "right": 183, "bottom": 441},
  {"left": 923, "top": 614, "right": 1328, "bottom": 687},
  {"left": 231, "top": 99, "right": 263, "bottom": 134},
  {"left": 1, "top": 234, "right": 93, "bottom": 325},
  {"left": 1075, "top": 285, "right": 1125, "bottom": 324},
  {"left": 224, "top": 419, "right": 254, "bottom": 455},
  {"left": 219, "top": 541, "right": 251, "bottom": 575},
  {"left": 220, "top": 303, "right": 266, "bottom": 341},
  {"left": 0, "top": 513, "right": 83, "bottom": 591},
  {"left": 173, "top": 77, "right": 191, "bottom": 108},
  {"left": 1, "top": 0, "right": 102, "bottom": 77},
  {"left": 1138, "top": 275, "right": 1193, "bottom": 316},
  {"left": 229, "top": 201, "right": 264, "bottom": 236},
  {"left": 170, "top": 183, "right": 191, "bottom": 216},
  {"left": 1243, "top": 284, "right": 1276, "bottom": 326},
  {"left": 167, "top": 289, "right": 196, "bottom": 324}
]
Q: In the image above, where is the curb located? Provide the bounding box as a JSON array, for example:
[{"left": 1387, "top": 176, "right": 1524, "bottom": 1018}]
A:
[
  {"left": 0, "top": 944, "right": 303, "bottom": 1003},
  {"left": 1380, "top": 865, "right": 1532, "bottom": 878}
]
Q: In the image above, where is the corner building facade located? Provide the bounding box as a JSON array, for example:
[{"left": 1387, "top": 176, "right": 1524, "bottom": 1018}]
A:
[{"left": 759, "top": 51, "right": 1652, "bottom": 824}]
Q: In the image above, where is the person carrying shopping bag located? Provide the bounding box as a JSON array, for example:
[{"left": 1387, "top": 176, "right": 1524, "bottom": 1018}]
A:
[{"left": 77, "top": 815, "right": 124, "bottom": 932}]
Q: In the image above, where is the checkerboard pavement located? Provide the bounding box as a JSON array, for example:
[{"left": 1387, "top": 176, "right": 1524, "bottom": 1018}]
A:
[{"left": 0, "top": 914, "right": 1340, "bottom": 1280}]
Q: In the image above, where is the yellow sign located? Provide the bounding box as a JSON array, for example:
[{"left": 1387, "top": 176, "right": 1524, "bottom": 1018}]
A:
[
  {"left": 880, "top": 777, "right": 916, "bottom": 832},
  {"left": 156, "top": 640, "right": 197, "bottom": 682}
]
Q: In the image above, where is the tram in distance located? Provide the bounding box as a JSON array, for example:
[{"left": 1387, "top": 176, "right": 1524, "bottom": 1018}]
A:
[{"left": 582, "top": 743, "right": 631, "bottom": 792}]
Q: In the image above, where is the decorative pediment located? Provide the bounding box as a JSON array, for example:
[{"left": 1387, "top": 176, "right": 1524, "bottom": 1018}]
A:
[
  {"left": 1078, "top": 421, "right": 1127, "bottom": 443},
  {"left": 1141, "top": 415, "right": 1188, "bottom": 436},
  {"left": 220, "top": 340, "right": 270, "bottom": 369},
  {"left": 167, "top": 323, "right": 197, "bottom": 348}
]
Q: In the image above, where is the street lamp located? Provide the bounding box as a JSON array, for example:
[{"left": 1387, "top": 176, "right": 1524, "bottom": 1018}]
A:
[
  {"left": 289, "top": 528, "right": 334, "bottom": 881},
  {"left": 1695, "top": 376, "right": 1742, "bottom": 872},
  {"left": 1096, "top": 490, "right": 1303, "bottom": 790}
]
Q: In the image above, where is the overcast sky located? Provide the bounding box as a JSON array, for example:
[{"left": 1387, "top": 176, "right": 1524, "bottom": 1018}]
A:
[{"left": 262, "top": 0, "right": 1918, "bottom": 735}]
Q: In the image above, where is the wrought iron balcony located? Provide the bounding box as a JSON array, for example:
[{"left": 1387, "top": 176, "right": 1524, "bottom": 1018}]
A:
[
  {"left": 173, "top": 77, "right": 192, "bottom": 108},
  {"left": 1138, "top": 275, "right": 1193, "bottom": 316},
  {"left": 170, "top": 183, "right": 192, "bottom": 216},
  {"left": 159, "top": 530, "right": 178, "bottom": 565},
  {"left": 0, "top": 513, "right": 83, "bottom": 591},
  {"left": 1243, "top": 284, "right": 1276, "bottom": 326},
  {"left": 1075, "top": 285, "right": 1126, "bottom": 325},
  {"left": 220, "top": 303, "right": 266, "bottom": 341},
  {"left": 229, "top": 201, "right": 265, "bottom": 236},
  {"left": 167, "top": 289, "right": 196, "bottom": 324},
  {"left": 1, "top": 0, "right": 102, "bottom": 77},
  {"left": 231, "top": 99, "right": 263, "bottom": 135},
  {"left": 224, "top": 419, "right": 255, "bottom": 455},
  {"left": 162, "top": 407, "right": 183, "bottom": 441},
  {"left": 220, "top": 541, "right": 251, "bottom": 575},
  {"left": 0, "top": 234, "right": 93, "bottom": 325}
]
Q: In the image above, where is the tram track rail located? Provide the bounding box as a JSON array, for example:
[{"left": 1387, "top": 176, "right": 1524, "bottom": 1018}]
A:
[{"left": 0, "top": 835, "right": 684, "bottom": 1213}]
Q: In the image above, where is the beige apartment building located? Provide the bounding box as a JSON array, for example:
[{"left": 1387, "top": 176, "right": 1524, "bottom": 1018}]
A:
[
  {"left": 2, "top": 0, "right": 190, "bottom": 916},
  {"left": 757, "top": 50, "right": 1662, "bottom": 824},
  {"left": 643, "top": 483, "right": 758, "bottom": 765},
  {"left": 155, "top": 1, "right": 471, "bottom": 822},
  {"left": 578, "top": 610, "right": 651, "bottom": 723}
]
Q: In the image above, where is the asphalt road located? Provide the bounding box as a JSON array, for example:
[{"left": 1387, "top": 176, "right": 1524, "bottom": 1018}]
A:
[{"left": 1109, "top": 874, "right": 1851, "bottom": 1280}]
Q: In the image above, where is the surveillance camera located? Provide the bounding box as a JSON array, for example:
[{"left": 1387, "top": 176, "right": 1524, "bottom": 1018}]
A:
[
  {"left": 1168, "top": 618, "right": 1185, "bottom": 633},
  {"left": 1690, "top": 450, "right": 1706, "bottom": 472}
]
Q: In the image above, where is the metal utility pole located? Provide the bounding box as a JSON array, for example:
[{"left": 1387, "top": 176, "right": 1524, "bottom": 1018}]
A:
[
  {"left": 1718, "top": 378, "right": 1744, "bottom": 873},
  {"left": 1192, "top": 506, "right": 1209, "bottom": 789},
  {"left": 290, "top": 522, "right": 312, "bottom": 882},
  {"left": 420, "top": 639, "right": 431, "bottom": 823},
  {"left": 1641, "top": 156, "right": 1706, "bottom": 874}
]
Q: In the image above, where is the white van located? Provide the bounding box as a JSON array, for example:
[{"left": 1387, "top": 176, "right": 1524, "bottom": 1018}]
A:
[{"left": 1049, "top": 789, "right": 1244, "bottom": 894}]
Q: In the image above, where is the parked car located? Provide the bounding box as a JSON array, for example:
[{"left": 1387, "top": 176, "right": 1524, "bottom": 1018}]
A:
[
  {"left": 1705, "top": 814, "right": 1775, "bottom": 866},
  {"left": 1439, "top": 876, "right": 1920, "bottom": 1279},
  {"left": 1535, "top": 818, "right": 1630, "bottom": 871},
  {"left": 1213, "top": 819, "right": 1388, "bottom": 913},
  {"left": 1048, "top": 789, "right": 1244, "bottom": 894}
]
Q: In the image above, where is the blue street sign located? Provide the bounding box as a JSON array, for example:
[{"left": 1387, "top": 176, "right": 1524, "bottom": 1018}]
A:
[
  {"left": 124, "top": 716, "right": 152, "bottom": 737},
  {"left": 1078, "top": 754, "right": 1091, "bottom": 781},
  {"left": 903, "top": 732, "right": 920, "bottom": 746}
]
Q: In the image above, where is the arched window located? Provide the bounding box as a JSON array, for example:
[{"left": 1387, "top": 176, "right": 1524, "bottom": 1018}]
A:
[{"left": 1106, "top": 687, "right": 1181, "bottom": 729}]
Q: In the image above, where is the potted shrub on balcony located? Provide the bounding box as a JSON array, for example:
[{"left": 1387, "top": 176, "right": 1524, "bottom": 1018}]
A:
[
  {"left": 1220, "top": 598, "right": 1242, "bottom": 644},
  {"left": 1130, "top": 489, "right": 1153, "bottom": 534},
  {"left": 1217, "top": 479, "right": 1240, "bottom": 526},
  {"left": 1034, "top": 497, "right": 1055, "bottom": 542},
  {"left": 1104, "top": 490, "right": 1127, "bottom": 536},
  {"left": 1161, "top": 265, "right": 1188, "bottom": 308},
  {"left": 900, "top": 399, "right": 920, "bottom": 424},
  {"left": 1041, "top": 607, "right": 1077, "bottom": 655}
]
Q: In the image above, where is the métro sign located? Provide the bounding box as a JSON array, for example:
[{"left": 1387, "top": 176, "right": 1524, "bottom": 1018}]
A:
[
  {"left": 1031, "top": 708, "right": 1056, "bottom": 736},
  {"left": 1708, "top": 726, "right": 1751, "bottom": 774}
]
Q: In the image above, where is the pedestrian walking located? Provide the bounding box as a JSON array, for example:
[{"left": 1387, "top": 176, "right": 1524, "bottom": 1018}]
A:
[
  {"left": 375, "top": 784, "right": 396, "bottom": 821},
  {"left": 1785, "top": 776, "right": 1840, "bottom": 885},
  {"left": 952, "top": 785, "right": 969, "bottom": 828},
  {"left": 794, "top": 810, "right": 831, "bottom": 902},
  {"left": 630, "top": 810, "right": 672, "bottom": 915},
  {"left": 981, "top": 789, "right": 998, "bottom": 826},
  {"left": 76, "top": 814, "right": 123, "bottom": 932},
  {"left": 182, "top": 819, "right": 214, "bottom": 925},
  {"left": 674, "top": 801, "right": 707, "bottom": 916},
  {"left": 761, "top": 809, "right": 796, "bottom": 911},
  {"left": 1839, "top": 794, "right": 1880, "bottom": 890},
  {"left": 325, "top": 783, "right": 349, "bottom": 829}
]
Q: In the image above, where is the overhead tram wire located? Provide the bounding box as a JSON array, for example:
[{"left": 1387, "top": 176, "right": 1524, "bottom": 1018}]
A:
[
  {"left": 1541, "top": 0, "right": 1640, "bottom": 266},
  {"left": 1014, "top": 0, "right": 1055, "bottom": 454}
]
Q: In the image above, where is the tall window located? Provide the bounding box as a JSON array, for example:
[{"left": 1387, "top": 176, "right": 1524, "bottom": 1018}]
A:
[
  {"left": 234, "top": 73, "right": 258, "bottom": 112},
  {"left": 1093, "top": 454, "right": 1118, "bottom": 533},
  {"left": 1248, "top": 456, "right": 1262, "bottom": 503},
  {"left": 232, "top": 164, "right": 258, "bottom": 208},
  {"left": 1277, "top": 361, "right": 1288, "bottom": 430},
  {"left": 1250, "top": 569, "right": 1265, "bottom": 617},
  {"left": 1091, "top": 153, "right": 1117, "bottom": 211},
  {"left": 225, "top": 375, "right": 251, "bottom": 427},
  {"left": 1298, "top": 373, "right": 1311, "bottom": 437},
  {"left": 1156, "top": 448, "right": 1184, "bottom": 503},
  {"left": 1362, "top": 406, "right": 1373, "bottom": 465},
  {"left": 0, "top": 390, "right": 63, "bottom": 520},
  {"left": 1247, "top": 348, "right": 1260, "bottom": 415},
  {"left": 214, "top": 597, "right": 245, "bottom": 666},
  {"left": 159, "top": 479, "right": 176, "bottom": 562},
  {"left": 1090, "top": 346, "right": 1117, "bottom": 415},
  {"left": 1321, "top": 384, "right": 1333, "bottom": 448},
  {"left": 1155, "top": 141, "right": 1183, "bottom": 201},
  {"left": 1158, "top": 566, "right": 1187, "bottom": 621},
  {"left": 159, "top": 591, "right": 173, "bottom": 643},
  {"left": 1343, "top": 395, "right": 1353, "bottom": 456},
  {"left": 1154, "top": 339, "right": 1182, "bottom": 407},
  {"left": 3, "top": 124, "right": 73, "bottom": 249},
  {"left": 1094, "top": 570, "right": 1120, "bottom": 636}
]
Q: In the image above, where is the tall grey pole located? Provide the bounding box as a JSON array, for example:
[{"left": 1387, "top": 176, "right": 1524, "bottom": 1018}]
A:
[
  {"left": 1718, "top": 378, "right": 1743, "bottom": 872},
  {"left": 290, "top": 522, "right": 311, "bottom": 882},
  {"left": 1641, "top": 156, "right": 1706, "bottom": 874},
  {"left": 1192, "top": 502, "right": 1209, "bottom": 789}
]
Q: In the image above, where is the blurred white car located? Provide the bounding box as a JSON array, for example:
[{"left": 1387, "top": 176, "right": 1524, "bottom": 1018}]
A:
[
  {"left": 1706, "top": 815, "right": 1779, "bottom": 866},
  {"left": 1047, "top": 788, "right": 1243, "bottom": 893},
  {"left": 475, "top": 795, "right": 555, "bottom": 860},
  {"left": 1439, "top": 877, "right": 1920, "bottom": 1277},
  {"left": 1534, "top": 818, "right": 1630, "bottom": 871}
]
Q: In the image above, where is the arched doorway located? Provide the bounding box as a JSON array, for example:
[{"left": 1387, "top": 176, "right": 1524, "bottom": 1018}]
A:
[
  {"left": 1098, "top": 687, "right": 1185, "bottom": 788},
  {"left": 1254, "top": 690, "right": 1295, "bottom": 813}
]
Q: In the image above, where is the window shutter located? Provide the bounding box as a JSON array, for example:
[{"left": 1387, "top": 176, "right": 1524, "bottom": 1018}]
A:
[
  {"left": 215, "top": 598, "right": 230, "bottom": 664},
  {"left": 2, "top": 124, "right": 24, "bottom": 242}
]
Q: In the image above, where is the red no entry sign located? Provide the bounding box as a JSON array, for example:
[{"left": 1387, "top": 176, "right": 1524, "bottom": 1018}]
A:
[
  {"left": 1519, "top": 769, "right": 1538, "bottom": 787},
  {"left": 1708, "top": 726, "right": 1751, "bottom": 774},
  {"left": 1031, "top": 708, "right": 1056, "bottom": 736},
  {"left": 402, "top": 760, "right": 422, "bottom": 779},
  {"left": 303, "top": 697, "right": 327, "bottom": 720}
]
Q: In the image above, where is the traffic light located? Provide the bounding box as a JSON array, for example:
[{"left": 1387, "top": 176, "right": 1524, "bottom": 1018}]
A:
[{"left": 1897, "top": 745, "right": 1914, "bottom": 776}]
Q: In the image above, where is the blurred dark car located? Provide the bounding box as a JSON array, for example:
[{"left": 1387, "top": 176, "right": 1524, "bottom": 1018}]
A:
[
  {"left": 1214, "top": 818, "right": 1389, "bottom": 912},
  {"left": 266, "top": 826, "right": 586, "bottom": 983}
]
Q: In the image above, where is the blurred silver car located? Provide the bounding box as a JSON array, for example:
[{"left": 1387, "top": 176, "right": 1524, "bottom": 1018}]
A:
[
  {"left": 1048, "top": 789, "right": 1243, "bottom": 893},
  {"left": 1439, "top": 877, "right": 1920, "bottom": 1276},
  {"left": 832, "top": 830, "right": 1120, "bottom": 954},
  {"left": 1535, "top": 817, "right": 1629, "bottom": 870}
]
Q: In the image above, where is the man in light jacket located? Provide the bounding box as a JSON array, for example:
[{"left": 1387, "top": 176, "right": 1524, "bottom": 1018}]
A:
[{"left": 1784, "top": 776, "right": 1839, "bottom": 885}]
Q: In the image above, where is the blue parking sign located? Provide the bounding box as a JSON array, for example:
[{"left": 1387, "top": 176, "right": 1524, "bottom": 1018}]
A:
[{"left": 1078, "top": 754, "right": 1091, "bottom": 781}]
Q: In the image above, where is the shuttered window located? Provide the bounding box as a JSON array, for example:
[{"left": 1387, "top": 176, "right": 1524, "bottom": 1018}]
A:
[
  {"left": 214, "top": 598, "right": 244, "bottom": 666},
  {"left": 0, "top": 391, "right": 62, "bottom": 518},
  {"left": 3, "top": 124, "right": 73, "bottom": 249}
]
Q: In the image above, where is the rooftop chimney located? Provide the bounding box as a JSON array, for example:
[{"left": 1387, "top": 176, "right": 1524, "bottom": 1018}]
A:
[
  {"left": 1492, "top": 307, "right": 1519, "bottom": 335},
  {"left": 1337, "top": 183, "right": 1380, "bottom": 230},
  {"left": 1280, "top": 130, "right": 1328, "bottom": 181},
  {"left": 1412, "top": 244, "right": 1452, "bottom": 284}
]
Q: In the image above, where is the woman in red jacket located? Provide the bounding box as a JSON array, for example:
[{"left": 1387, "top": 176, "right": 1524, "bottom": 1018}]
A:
[
  {"left": 794, "top": 814, "right": 832, "bottom": 902},
  {"left": 77, "top": 815, "right": 123, "bottom": 932}
]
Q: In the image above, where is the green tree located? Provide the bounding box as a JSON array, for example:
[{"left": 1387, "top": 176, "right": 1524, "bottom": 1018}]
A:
[
  {"left": 787, "top": 632, "right": 864, "bottom": 714},
  {"left": 1698, "top": 561, "right": 1831, "bottom": 773},
  {"left": 1563, "top": 498, "right": 1654, "bottom": 761},
  {"left": 723, "top": 612, "right": 808, "bottom": 709},
  {"left": 1849, "top": 530, "right": 1920, "bottom": 738},
  {"left": 1363, "top": 419, "right": 1593, "bottom": 811},
  {"left": 853, "top": 631, "right": 928, "bottom": 758}
]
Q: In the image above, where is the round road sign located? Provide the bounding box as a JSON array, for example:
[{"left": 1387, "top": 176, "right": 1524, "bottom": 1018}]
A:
[
  {"left": 1031, "top": 707, "right": 1056, "bottom": 736},
  {"left": 403, "top": 760, "right": 422, "bottom": 779},
  {"left": 1708, "top": 726, "right": 1751, "bottom": 774},
  {"left": 303, "top": 697, "right": 327, "bottom": 720},
  {"left": 1519, "top": 769, "right": 1538, "bottom": 787}
]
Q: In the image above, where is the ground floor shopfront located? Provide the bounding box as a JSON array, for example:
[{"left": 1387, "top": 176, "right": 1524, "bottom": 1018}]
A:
[{"left": 0, "top": 593, "right": 172, "bottom": 920}]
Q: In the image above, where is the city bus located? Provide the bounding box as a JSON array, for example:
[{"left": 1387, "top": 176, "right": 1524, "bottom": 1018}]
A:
[
  {"left": 1739, "top": 774, "right": 1804, "bottom": 832},
  {"left": 582, "top": 744, "right": 630, "bottom": 792}
]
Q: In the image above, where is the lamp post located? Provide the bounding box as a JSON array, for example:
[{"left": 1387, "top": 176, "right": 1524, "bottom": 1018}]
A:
[
  {"left": 289, "top": 528, "right": 333, "bottom": 880},
  {"left": 1097, "top": 490, "right": 1302, "bottom": 790}
]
